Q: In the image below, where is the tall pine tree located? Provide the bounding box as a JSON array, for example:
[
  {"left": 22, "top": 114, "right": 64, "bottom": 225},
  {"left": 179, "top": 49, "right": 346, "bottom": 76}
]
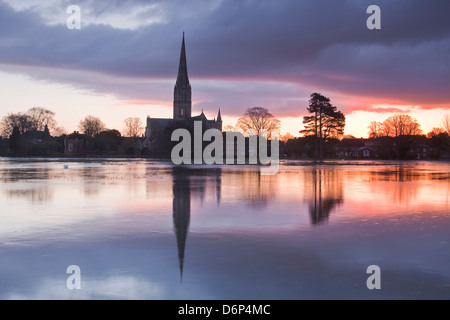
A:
[{"left": 300, "top": 93, "right": 345, "bottom": 159}]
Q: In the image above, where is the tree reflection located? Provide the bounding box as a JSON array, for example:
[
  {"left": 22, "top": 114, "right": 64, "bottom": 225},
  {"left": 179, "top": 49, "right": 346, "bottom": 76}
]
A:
[
  {"left": 221, "top": 169, "right": 277, "bottom": 208},
  {"left": 305, "top": 168, "right": 344, "bottom": 225},
  {"left": 5, "top": 188, "right": 53, "bottom": 203},
  {"left": 0, "top": 167, "right": 50, "bottom": 182},
  {"left": 368, "top": 166, "right": 425, "bottom": 182},
  {"left": 1, "top": 167, "right": 53, "bottom": 203},
  {"left": 361, "top": 166, "right": 429, "bottom": 205}
]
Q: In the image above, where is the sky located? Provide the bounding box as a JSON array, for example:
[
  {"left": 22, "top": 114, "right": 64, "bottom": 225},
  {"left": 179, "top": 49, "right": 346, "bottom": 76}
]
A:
[{"left": 0, "top": 0, "right": 449, "bottom": 138}]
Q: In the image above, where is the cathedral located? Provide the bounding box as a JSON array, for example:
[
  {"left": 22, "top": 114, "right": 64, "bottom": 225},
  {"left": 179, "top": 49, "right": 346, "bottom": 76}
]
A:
[{"left": 142, "top": 33, "right": 222, "bottom": 152}]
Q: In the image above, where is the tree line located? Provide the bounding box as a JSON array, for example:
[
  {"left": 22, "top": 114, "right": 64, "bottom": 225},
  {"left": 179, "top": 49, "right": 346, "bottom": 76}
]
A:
[
  {"left": 289, "top": 93, "right": 450, "bottom": 160},
  {"left": 0, "top": 107, "right": 146, "bottom": 156},
  {"left": 215, "top": 93, "right": 345, "bottom": 160},
  {"left": 1, "top": 98, "right": 449, "bottom": 159},
  {"left": 0, "top": 108, "right": 144, "bottom": 139}
]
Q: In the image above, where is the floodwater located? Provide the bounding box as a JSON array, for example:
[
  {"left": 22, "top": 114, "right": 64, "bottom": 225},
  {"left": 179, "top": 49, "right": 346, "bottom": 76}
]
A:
[{"left": 0, "top": 158, "right": 449, "bottom": 300}]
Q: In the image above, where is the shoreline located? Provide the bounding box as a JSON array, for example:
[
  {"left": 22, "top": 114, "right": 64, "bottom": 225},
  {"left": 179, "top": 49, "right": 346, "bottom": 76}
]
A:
[{"left": 0, "top": 156, "right": 449, "bottom": 166}]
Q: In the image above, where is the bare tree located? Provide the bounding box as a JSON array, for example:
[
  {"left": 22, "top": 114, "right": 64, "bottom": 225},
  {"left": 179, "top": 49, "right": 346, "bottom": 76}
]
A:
[
  {"left": 426, "top": 127, "right": 445, "bottom": 138},
  {"left": 0, "top": 112, "right": 33, "bottom": 137},
  {"left": 443, "top": 114, "right": 450, "bottom": 134},
  {"left": 379, "top": 121, "right": 391, "bottom": 137},
  {"left": 27, "top": 107, "right": 57, "bottom": 132},
  {"left": 368, "top": 121, "right": 382, "bottom": 138},
  {"left": 376, "top": 114, "right": 422, "bottom": 159},
  {"left": 78, "top": 115, "right": 105, "bottom": 138},
  {"left": 123, "top": 117, "right": 144, "bottom": 137},
  {"left": 236, "top": 107, "right": 280, "bottom": 138},
  {"left": 382, "top": 114, "right": 422, "bottom": 137},
  {"left": 280, "top": 132, "right": 295, "bottom": 143},
  {"left": 53, "top": 126, "right": 67, "bottom": 136},
  {"left": 223, "top": 125, "right": 237, "bottom": 132},
  {"left": 1, "top": 107, "right": 59, "bottom": 138}
]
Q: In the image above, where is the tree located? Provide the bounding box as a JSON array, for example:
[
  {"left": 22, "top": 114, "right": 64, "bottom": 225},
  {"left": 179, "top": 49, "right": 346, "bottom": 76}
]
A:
[
  {"left": 443, "top": 114, "right": 450, "bottom": 134},
  {"left": 381, "top": 114, "right": 422, "bottom": 137},
  {"left": 53, "top": 126, "right": 67, "bottom": 137},
  {"left": 368, "top": 121, "right": 382, "bottom": 138},
  {"left": 427, "top": 127, "right": 445, "bottom": 139},
  {"left": 427, "top": 128, "right": 449, "bottom": 159},
  {"left": 236, "top": 107, "right": 281, "bottom": 138},
  {"left": 377, "top": 114, "right": 422, "bottom": 159},
  {"left": 1, "top": 107, "right": 59, "bottom": 138},
  {"left": 78, "top": 116, "right": 105, "bottom": 138},
  {"left": 369, "top": 115, "right": 422, "bottom": 138},
  {"left": 27, "top": 107, "right": 57, "bottom": 132},
  {"left": 280, "top": 132, "right": 295, "bottom": 143},
  {"left": 92, "top": 129, "right": 122, "bottom": 153},
  {"left": 123, "top": 117, "right": 144, "bottom": 138},
  {"left": 223, "top": 125, "right": 236, "bottom": 132},
  {"left": 378, "top": 121, "right": 392, "bottom": 137},
  {"left": 300, "top": 93, "right": 345, "bottom": 159},
  {"left": 322, "top": 110, "right": 345, "bottom": 140},
  {"left": 0, "top": 112, "right": 33, "bottom": 137}
]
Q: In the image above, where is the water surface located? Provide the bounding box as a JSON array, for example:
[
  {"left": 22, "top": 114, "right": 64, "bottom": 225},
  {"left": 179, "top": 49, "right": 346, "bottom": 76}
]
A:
[{"left": 0, "top": 159, "right": 449, "bottom": 299}]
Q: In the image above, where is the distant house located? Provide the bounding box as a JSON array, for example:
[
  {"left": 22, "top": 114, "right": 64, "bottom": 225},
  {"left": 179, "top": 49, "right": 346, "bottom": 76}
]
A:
[
  {"left": 409, "top": 144, "right": 433, "bottom": 159},
  {"left": 134, "top": 136, "right": 147, "bottom": 153},
  {"left": 336, "top": 138, "right": 366, "bottom": 158},
  {"left": 64, "top": 132, "right": 86, "bottom": 157},
  {"left": 364, "top": 136, "right": 396, "bottom": 159},
  {"left": 358, "top": 147, "right": 374, "bottom": 158},
  {"left": 407, "top": 136, "right": 436, "bottom": 159},
  {"left": 17, "top": 126, "right": 59, "bottom": 156},
  {"left": 337, "top": 136, "right": 436, "bottom": 160},
  {"left": 21, "top": 127, "right": 51, "bottom": 145}
]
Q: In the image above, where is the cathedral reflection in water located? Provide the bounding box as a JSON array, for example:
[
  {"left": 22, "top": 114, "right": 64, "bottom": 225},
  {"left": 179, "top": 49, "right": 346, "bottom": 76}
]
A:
[
  {"left": 171, "top": 167, "right": 222, "bottom": 281},
  {"left": 170, "top": 166, "right": 346, "bottom": 279}
]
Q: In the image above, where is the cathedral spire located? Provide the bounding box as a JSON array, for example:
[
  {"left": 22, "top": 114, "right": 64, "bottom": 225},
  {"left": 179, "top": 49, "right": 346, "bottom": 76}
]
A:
[
  {"left": 216, "top": 108, "right": 223, "bottom": 132},
  {"left": 174, "top": 32, "right": 192, "bottom": 120},
  {"left": 177, "top": 32, "right": 189, "bottom": 86}
]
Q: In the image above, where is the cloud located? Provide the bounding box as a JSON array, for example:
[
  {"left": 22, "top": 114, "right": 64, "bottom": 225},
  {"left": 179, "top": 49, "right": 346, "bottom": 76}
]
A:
[
  {"left": 0, "top": 0, "right": 449, "bottom": 119},
  {"left": 346, "top": 104, "right": 417, "bottom": 114},
  {"left": 359, "top": 106, "right": 409, "bottom": 114}
]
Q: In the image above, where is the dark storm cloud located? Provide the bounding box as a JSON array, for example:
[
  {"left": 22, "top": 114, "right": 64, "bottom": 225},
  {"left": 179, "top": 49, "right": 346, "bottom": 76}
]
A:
[{"left": 0, "top": 0, "right": 449, "bottom": 116}]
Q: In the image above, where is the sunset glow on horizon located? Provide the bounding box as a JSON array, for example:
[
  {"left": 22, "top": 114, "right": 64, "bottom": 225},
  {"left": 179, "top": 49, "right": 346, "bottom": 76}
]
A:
[{"left": 1, "top": 69, "right": 447, "bottom": 139}]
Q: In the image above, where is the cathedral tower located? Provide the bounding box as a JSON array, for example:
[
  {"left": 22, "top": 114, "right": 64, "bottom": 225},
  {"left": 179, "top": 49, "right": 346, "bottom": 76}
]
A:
[{"left": 174, "top": 32, "right": 192, "bottom": 120}]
